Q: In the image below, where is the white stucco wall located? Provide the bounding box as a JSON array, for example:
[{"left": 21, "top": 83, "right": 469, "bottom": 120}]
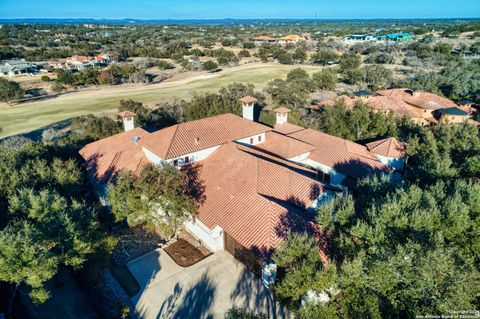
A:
[
  {"left": 242, "top": 103, "right": 254, "bottom": 121},
  {"left": 297, "top": 158, "right": 347, "bottom": 187},
  {"left": 142, "top": 146, "right": 165, "bottom": 165},
  {"left": 166, "top": 145, "right": 220, "bottom": 166},
  {"left": 376, "top": 155, "right": 406, "bottom": 171},
  {"left": 236, "top": 132, "right": 266, "bottom": 146},
  {"left": 123, "top": 117, "right": 135, "bottom": 132},
  {"left": 288, "top": 152, "right": 310, "bottom": 162},
  {"left": 142, "top": 145, "right": 220, "bottom": 166},
  {"left": 184, "top": 218, "right": 224, "bottom": 252},
  {"left": 308, "top": 189, "right": 337, "bottom": 211}
]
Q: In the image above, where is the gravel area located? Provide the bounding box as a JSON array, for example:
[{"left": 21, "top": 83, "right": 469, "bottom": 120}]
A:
[{"left": 112, "top": 226, "right": 166, "bottom": 266}]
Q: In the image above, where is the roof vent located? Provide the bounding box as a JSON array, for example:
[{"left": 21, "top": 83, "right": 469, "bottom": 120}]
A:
[
  {"left": 195, "top": 137, "right": 200, "bottom": 144},
  {"left": 131, "top": 135, "right": 139, "bottom": 143}
]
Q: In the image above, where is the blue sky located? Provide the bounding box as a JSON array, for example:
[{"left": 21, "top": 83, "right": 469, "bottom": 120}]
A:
[{"left": 1, "top": 0, "right": 479, "bottom": 19}]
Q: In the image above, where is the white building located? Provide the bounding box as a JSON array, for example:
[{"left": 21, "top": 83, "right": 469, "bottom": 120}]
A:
[{"left": 80, "top": 97, "right": 405, "bottom": 268}]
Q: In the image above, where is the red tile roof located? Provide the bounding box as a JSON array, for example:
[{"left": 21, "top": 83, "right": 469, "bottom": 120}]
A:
[
  {"left": 256, "top": 131, "right": 315, "bottom": 159},
  {"left": 273, "top": 123, "right": 306, "bottom": 135},
  {"left": 239, "top": 96, "right": 258, "bottom": 103},
  {"left": 79, "top": 128, "right": 150, "bottom": 183},
  {"left": 377, "top": 88, "right": 456, "bottom": 110},
  {"left": 118, "top": 110, "right": 136, "bottom": 118},
  {"left": 366, "top": 137, "right": 407, "bottom": 158},
  {"left": 141, "top": 113, "right": 271, "bottom": 160},
  {"left": 196, "top": 142, "right": 326, "bottom": 254},
  {"left": 273, "top": 107, "right": 292, "bottom": 113},
  {"left": 367, "top": 95, "right": 413, "bottom": 117},
  {"left": 287, "top": 129, "right": 391, "bottom": 179}
]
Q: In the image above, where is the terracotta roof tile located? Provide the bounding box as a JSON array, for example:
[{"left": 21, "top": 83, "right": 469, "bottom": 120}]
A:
[
  {"left": 366, "top": 137, "right": 407, "bottom": 158},
  {"left": 273, "top": 107, "right": 292, "bottom": 113},
  {"left": 239, "top": 96, "right": 258, "bottom": 103},
  {"left": 287, "top": 129, "right": 391, "bottom": 179},
  {"left": 273, "top": 123, "right": 306, "bottom": 135},
  {"left": 196, "top": 142, "right": 325, "bottom": 254},
  {"left": 141, "top": 113, "right": 271, "bottom": 160},
  {"left": 118, "top": 110, "right": 136, "bottom": 118},
  {"left": 255, "top": 131, "right": 315, "bottom": 159},
  {"left": 376, "top": 88, "right": 456, "bottom": 110},
  {"left": 79, "top": 128, "right": 150, "bottom": 183}
]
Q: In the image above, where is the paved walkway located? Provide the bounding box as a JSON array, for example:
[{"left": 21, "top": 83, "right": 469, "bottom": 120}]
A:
[{"left": 127, "top": 249, "right": 291, "bottom": 319}]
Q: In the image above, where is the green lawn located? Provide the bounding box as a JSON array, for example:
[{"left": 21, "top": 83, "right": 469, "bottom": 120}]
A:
[{"left": 0, "top": 64, "right": 323, "bottom": 138}]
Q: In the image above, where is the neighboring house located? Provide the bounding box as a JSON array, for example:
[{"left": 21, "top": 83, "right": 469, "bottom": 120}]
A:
[
  {"left": 344, "top": 34, "right": 376, "bottom": 42},
  {"left": 436, "top": 107, "right": 471, "bottom": 124},
  {"left": 376, "top": 33, "right": 413, "bottom": 42},
  {"left": 79, "top": 97, "right": 404, "bottom": 271},
  {"left": 48, "top": 54, "right": 111, "bottom": 71},
  {"left": 313, "top": 88, "right": 478, "bottom": 126},
  {"left": 344, "top": 33, "right": 413, "bottom": 43},
  {"left": 0, "top": 59, "right": 38, "bottom": 77},
  {"left": 252, "top": 34, "right": 306, "bottom": 45},
  {"left": 252, "top": 36, "right": 278, "bottom": 44}
]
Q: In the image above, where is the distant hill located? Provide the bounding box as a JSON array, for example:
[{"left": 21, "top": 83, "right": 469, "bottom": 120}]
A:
[{"left": 1, "top": 18, "right": 479, "bottom": 26}]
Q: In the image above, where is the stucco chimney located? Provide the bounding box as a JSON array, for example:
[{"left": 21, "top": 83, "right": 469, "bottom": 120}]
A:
[
  {"left": 118, "top": 110, "right": 136, "bottom": 132},
  {"left": 273, "top": 107, "right": 292, "bottom": 126},
  {"left": 239, "top": 96, "right": 257, "bottom": 121}
]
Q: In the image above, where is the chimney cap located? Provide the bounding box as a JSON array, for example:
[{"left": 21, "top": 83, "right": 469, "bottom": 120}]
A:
[
  {"left": 119, "top": 110, "right": 136, "bottom": 118},
  {"left": 273, "top": 107, "right": 292, "bottom": 114},
  {"left": 239, "top": 96, "right": 257, "bottom": 104}
]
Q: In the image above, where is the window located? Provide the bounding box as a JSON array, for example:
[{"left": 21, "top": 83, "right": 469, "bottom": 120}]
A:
[
  {"left": 258, "top": 135, "right": 262, "bottom": 142},
  {"left": 250, "top": 138, "right": 254, "bottom": 144},
  {"left": 173, "top": 159, "right": 178, "bottom": 167},
  {"left": 184, "top": 156, "right": 190, "bottom": 164},
  {"left": 324, "top": 173, "right": 331, "bottom": 184}
]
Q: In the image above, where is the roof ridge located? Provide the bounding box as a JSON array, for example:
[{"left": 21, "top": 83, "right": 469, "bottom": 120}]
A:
[{"left": 164, "top": 125, "right": 179, "bottom": 159}]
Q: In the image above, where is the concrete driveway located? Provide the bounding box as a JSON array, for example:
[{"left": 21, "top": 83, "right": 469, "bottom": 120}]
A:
[{"left": 127, "top": 249, "right": 291, "bottom": 319}]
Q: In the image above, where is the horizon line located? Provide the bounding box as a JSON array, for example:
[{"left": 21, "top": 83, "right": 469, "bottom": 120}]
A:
[{"left": 1, "top": 17, "right": 479, "bottom": 21}]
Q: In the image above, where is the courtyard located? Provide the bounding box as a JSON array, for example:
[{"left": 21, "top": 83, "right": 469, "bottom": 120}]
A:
[{"left": 127, "top": 248, "right": 290, "bottom": 319}]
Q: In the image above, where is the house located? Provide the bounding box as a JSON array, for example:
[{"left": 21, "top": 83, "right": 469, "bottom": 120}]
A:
[
  {"left": 252, "top": 35, "right": 305, "bottom": 45},
  {"left": 344, "top": 33, "right": 413, "bottom": 43},
  {"left": 79, "top": 97, "right": 403, "bottom": 270},
  {"left": 48, "top": 54, "right": 111, "bottom": 71},
  {"left": 344, "top": 34, "right": 376, "bottom": 42},
  {"left": 278, "top": 35, "right": 306, "bottom": 44},
  {"left": 0, "top": 59, "right": 38, "bottom": 77},
  {"left": 252, "top": 36, "right": 278, "bottom": 45},
  {"left": 376, "top": 33, "right": 413, "bottom": 42},
  {"left": 375, "top": 88, "right": 469, "bottom": 125},
  {"left": 314, "top": 88, "right": 477, "bottom": 126},
  {"left": 436, "top": 107, "right": 470, "bottom": 124}
]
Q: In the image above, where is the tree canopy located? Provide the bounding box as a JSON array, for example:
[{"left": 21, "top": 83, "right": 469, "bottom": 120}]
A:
[
  {"left": 108, "top": 163, "right": 200, "bottom": 238},
  {"left": 0, "top": 142, "right": 100, "bottom": 304}
]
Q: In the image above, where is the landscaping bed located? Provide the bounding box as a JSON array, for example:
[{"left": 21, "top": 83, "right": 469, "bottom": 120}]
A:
[{"left": 164, "top": 238, "right": 212, "bottom": 267}]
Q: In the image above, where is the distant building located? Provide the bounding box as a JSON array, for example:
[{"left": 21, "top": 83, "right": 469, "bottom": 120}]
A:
[
  {"left": 436, "top": 107, "right": 470, "bottom": 124},
  {"left": 344, "top": 34, "right": 376, "bottom": 42},
  {"left": 343, "top": 32, "right": 413, "bottom": 43},
  {"left": 313, "top": 88, "right": 478, "bottom": 126},
  {"left": 376, "top": 33, "right": 413, "bottom": 42},
  {"left": 0, "top": 59, "right": 38, "bottom": 77},
  {"left": 48, "top": 53, "right": 112, "bottom": 71},
  {"left": 253, "top": 34, "right": 306, "bottom": 45}
]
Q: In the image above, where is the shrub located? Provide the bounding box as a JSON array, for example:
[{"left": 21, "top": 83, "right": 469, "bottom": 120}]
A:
[{"left": 202, "top": 60, "right": 218, "bottom": 71}]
